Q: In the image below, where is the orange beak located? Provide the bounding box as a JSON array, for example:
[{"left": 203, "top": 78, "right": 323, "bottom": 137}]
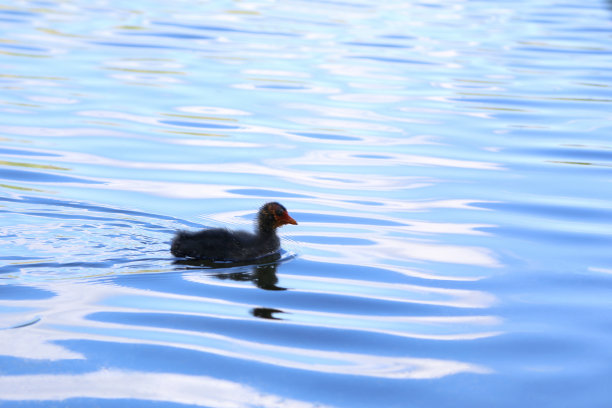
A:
[{"left": 280, "top": 212, "right": 298, "bottom": 226}]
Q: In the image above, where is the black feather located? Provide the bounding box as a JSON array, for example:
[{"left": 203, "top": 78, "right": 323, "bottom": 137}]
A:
[{"left": 170, "top": 202, "right": 295, "bottom": 262}]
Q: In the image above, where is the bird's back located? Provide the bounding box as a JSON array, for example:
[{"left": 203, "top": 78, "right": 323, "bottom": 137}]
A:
[
  {"left": 171, "top": 228, "right": 239, "bottom": 260},
  {"left": 170, "top": 227, "right": 279, "bottom": 261}
]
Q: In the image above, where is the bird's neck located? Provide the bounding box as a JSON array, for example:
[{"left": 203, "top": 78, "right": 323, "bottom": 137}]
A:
[{"left": 256, "top": 219, "right": 278, "bottom": 238}]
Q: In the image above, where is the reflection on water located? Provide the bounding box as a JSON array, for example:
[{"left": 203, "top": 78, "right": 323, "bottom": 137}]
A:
[
  {"left": 0, "top": 369, "right": 330, "bottom": 407},
  {"left": 0, "top": 274, "right": 493, "bottom": 383},
  {"left": 1, "top": 0, "right": 612, "bottom": 407},
  {"left": 176, "top": 253, "right": 288, "bottom": 291}
]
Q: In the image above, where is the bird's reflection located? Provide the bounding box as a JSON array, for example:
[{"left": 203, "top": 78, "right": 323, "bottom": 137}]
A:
[
  {"left": 251, "top": 307, "right": 285, "bottom": 320},
  {"left": 173, "top": 252, "right": 287, "bottom": 291},
  {"left": 215, "top": 261, "right": 286, "bottom": 291},
  {"left": 174, "top": 253, "right": 288, "bottom": 320}
]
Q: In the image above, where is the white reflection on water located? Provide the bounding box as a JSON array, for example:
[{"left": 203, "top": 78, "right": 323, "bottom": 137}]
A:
[
  {"left": 0, "top": 125, "right": 128, "bottom": 138},
  {"left": 0, "top": 280, "right": 493, "bottom": 380},
  {"left": 1, "top": 325, "right": 83, "bottom": 361},
  {"left": 177, "top": 105, "right": 251, "bottom": 116},
  {"left": 233, "top": 82, "right": 339, "bottom": 95},
  {"left": 329, "top": 93, "right": 406, "bottom": 103},
  {"left": 243, "top": 69, "right": 311, "bottom": 79},
  {"left": 590, "top": 267, "right": 612, "bottom": 275},
  {"left": 109, "top": 287, "right": 501, "bottom": 341},
  {"left": 9, "top": 147, "right": 503, "bottom": 214},
  {"left": 319, "top": 63, "right": 406, "bottom": 81},
  {"left": 20, "top": 147, "right": 431, "bottom": 193},
  {"left": 288, "top": 116, "right": 405, "bottom": 133},
  {"left": 285, "top": 102, "right": 432, "bottom": 125},
  {"left": 279, "top": 150, "right": 504, "bottom": 171},
  {"left": 78, "top": 110, "right": 160, "bottom": 125},
  {"left": 299, "top": 233, "right": 500, "bottom": 268},
  {"left": 232, "top": 274, "right": 497, "bottom": 309},
  {"left": 164, "top": 138, "right": 262, "bottom": 148},
  {"left": 0, "top": 369, "right": 328, "bottom": 408},
  {"left": 109, "top": 72, "right": 183, "bottom": 85},
  {"left": 277, "top": 311, "right": 502, "bottom": 341}
]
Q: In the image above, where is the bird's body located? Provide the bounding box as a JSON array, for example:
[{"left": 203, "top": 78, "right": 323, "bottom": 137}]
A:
[
  {"left": 171, "top": 228, "right": 280, "bottom": 261},
  {"left": 170, "top": 202, "right": 297, "bottom": 262}
]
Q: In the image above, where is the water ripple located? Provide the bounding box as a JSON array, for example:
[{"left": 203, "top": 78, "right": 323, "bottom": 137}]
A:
[
  {"left": 1, "top": 0, "right": 611, "bottom": 406},
  {"left": 0, "top": 369, "right": 330, "bottom": 408}
]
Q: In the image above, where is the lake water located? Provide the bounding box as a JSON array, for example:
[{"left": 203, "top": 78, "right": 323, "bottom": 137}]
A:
[{"left": 1, "top": 0, "right": 611, "bottom": 407}]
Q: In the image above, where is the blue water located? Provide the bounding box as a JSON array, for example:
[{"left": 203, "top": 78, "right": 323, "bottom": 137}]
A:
[{"left": 1, "top": 0, "right": 612, "bottom": 407}]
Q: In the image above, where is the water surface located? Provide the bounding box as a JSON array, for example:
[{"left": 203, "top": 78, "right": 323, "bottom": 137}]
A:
[{"left": 1, "top": 1, "right": 612, "bottom": 407}]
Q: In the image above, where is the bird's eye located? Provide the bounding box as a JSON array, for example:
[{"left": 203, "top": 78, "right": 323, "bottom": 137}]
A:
[{"left": 275, "top": 208, "right": 284, "bottom": 217}]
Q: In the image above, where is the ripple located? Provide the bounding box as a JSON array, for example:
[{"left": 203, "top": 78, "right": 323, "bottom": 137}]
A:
[
  {"left": 123, "top": 31, "right": 214, "bottom": 40},
  {"left": 153, "top": 21, "right": 300, "bottom": 37},
  {"left": 329, "top": 93, "right": 406, "bottom": 103},
  {"left": 0, "top": 9, "right": 37, "bottom": 17},
  {"left": 1, "top": 0, "right": 611, "bottom": 406},
  {"left": 349, "top": 55, "right": 435, "bottom": 65},
  {"left": 228, "top": 188, "right": 311, "bottom": 198},
  {"left": 344, "top": 41, "right": 412, "bottom": 49},
  {"left": 0, "top": 148, "right": 59, "bottom": 157},
  {"left": 0, "top": 276, "right": 493, "bottom": 382},
  {"left": 0, "top": 125, "right": 128, "bottom": 138},
  {"left": 277, "top": 150, "right": 504, "bottom": 171},
  {"left": 0, "top": 43, "right": 48, "bottom": 53},
  {"left": 160, "top": 120, "right": 241, "bottom": 130},
  {"left": 91, "top": 41, "right": 192, "bottom": 50},
  {"left": 234, "top": 82, "right": 338, "bottom": 94},
  {"left": 0, "top": 167, "right": 102, "bottom": 184},
  {"left": 0, "top": 369, "right": 329, "bottom": 407},
  {"left": 176, "top": 106, "right": 251, "bottom": 116},
  {"left": 0, "top": 195, "right": 180, "bottom": 281},
  {"left": 290, "top": 132, "right": 361, "bottom": 142}
]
